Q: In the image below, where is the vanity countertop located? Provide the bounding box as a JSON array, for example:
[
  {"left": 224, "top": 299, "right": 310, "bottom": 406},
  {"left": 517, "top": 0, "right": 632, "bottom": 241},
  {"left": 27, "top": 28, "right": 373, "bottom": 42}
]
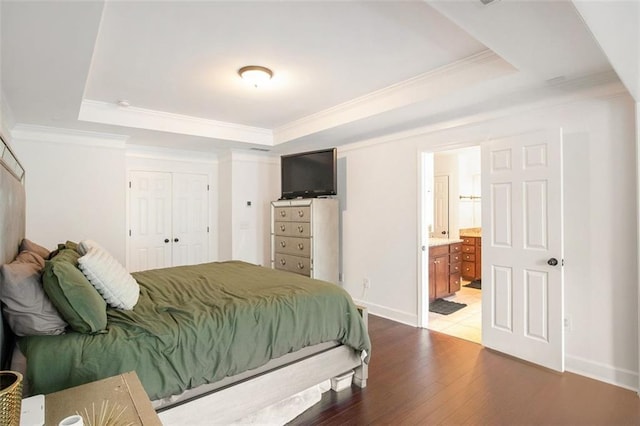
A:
[
  {"left": 429, "top": 237, "right": 464, "bottom": 247},
  {"left": 459, "top": 227, "right": 482, "bottom": 238}
]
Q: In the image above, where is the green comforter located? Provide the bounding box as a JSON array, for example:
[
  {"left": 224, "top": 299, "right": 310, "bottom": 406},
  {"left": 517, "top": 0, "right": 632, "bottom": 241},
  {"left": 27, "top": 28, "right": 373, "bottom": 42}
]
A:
[{"left": 19, "top": 261, "right": 371, "bottom": 400}]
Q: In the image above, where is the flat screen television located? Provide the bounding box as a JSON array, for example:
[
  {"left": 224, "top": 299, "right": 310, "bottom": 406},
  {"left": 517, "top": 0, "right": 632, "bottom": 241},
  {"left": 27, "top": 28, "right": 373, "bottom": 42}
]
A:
[{"left": 281, "top": 148, "right": 337, "bottom": 199}]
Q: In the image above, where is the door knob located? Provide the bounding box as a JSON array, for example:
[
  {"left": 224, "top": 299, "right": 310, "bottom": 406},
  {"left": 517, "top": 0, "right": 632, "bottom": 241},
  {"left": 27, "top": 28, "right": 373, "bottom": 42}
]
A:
[
  {"left": 441, "top": 231, "right": 447, "bottom": 235},
  {"left": 547, "top": 258, "right": 558, "bottom": 266},
  {"left": 164, "top": 238, "right": 170, "bottom": 243},
  {"left": 174, "top": 238, "right": 179, "bottom": 243}
]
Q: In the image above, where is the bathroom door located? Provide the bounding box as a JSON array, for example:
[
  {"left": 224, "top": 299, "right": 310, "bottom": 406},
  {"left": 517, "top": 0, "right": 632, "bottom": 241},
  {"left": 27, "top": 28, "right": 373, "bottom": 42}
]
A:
[
  {"left": 481, "top": 129, "right": 564, "bottom": 372},
  {"left": 433, "top": 175, "right": 449, "bottom": 238}
]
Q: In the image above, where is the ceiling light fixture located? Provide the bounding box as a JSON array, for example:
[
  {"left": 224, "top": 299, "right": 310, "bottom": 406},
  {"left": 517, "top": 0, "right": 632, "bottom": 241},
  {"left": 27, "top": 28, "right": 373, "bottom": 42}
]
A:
[{"left": 238, "top": 65, "right": 273, "bottom": 88}]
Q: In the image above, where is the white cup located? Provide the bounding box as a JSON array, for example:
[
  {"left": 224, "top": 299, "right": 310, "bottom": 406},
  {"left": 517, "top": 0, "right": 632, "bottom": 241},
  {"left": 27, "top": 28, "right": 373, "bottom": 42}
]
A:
[{"left": 59, "top": 414, "right": 84, "bottom": 426}]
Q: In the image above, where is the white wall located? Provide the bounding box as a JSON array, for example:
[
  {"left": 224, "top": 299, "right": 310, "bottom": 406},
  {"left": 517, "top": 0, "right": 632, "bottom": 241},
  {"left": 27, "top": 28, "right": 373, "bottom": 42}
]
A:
[
  {"left": 12, "top": 136, "right": 127, "bottom": 262},
  {"left": 9, "top": 133, "right": 280, "bottom": 268},
  {"left": 218, "top": 151, "right": 279, "bottom": 265},
  {"left": 457, "top": 146, "right": 481, "bottom": 228},
  {"left": 343, "top": 93, "right": 638, "bottom": 390}
]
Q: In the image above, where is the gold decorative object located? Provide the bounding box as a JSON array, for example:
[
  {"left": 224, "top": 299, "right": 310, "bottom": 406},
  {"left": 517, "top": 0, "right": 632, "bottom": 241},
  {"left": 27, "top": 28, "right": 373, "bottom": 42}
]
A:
[
  {"left": 0, "top": 371, "right": 23, "bottom": 426},
  {"left": 78, "top": 400, "right": 134, "bottom": 426}
]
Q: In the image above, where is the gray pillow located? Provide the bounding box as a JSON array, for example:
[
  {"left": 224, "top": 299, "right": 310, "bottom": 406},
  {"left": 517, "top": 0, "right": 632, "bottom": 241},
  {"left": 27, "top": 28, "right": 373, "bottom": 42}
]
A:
[{"left": 0, "top": 252, "right": 67, "bottom": 336}]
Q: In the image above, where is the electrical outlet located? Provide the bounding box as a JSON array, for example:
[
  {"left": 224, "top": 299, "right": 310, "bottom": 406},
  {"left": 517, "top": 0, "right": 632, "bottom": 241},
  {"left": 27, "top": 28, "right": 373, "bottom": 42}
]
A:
[
  {"left": 363, "top": 278, "right": 371, "bottom": 289},
  {"left": 564, "top": 316, "right": 572, "bottom": 331}
]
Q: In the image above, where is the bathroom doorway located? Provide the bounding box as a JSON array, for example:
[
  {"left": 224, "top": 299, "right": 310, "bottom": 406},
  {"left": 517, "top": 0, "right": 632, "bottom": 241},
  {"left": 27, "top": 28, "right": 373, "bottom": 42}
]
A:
[{"left": 421, "top": 146, "right": 482, "bottom": 344}]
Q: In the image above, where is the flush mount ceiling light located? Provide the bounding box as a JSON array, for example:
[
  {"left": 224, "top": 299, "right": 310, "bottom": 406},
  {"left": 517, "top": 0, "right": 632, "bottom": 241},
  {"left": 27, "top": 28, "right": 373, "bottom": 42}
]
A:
[{"left": 238, "top": 65, "right": 273, "bottom": 88}]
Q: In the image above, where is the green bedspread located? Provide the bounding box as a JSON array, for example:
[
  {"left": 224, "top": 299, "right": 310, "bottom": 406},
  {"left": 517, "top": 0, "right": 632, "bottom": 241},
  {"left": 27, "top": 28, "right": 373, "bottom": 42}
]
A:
[{"left": 19, "top": 261, "right": 371, "bottom": 400}]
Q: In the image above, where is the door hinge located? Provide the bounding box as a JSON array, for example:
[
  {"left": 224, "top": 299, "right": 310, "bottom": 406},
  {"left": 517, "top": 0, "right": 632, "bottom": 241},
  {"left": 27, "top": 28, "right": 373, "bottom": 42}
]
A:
[
  {"left": 207, "top": 184, "right": 210, "bottom": 191},
  {"left": 129, "top": 229, "right": 131, "bottom": 236},
  {"left": 207, "top": 226, "right": 210, "bottom": 233},
  {"left": 128, "top": 181, "right": 131, "bottom": 188}
]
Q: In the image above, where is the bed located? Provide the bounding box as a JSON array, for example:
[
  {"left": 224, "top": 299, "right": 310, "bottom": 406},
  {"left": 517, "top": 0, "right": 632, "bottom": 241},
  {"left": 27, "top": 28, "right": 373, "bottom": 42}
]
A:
[{"left": 0, "top": 136, "right": 370, "bottom": 423}]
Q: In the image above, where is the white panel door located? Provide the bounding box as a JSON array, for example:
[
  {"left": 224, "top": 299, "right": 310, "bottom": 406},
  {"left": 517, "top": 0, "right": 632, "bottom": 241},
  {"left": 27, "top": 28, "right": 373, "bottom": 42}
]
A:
[
  {"left": 172, "top": 173, "right": 209, "bottom": 267},
  {"left": 433, "top": 175, "right": 449, "bottom": 238},
  {"left": 481, "top": 129, "right": 564, "bottom": 371},
  {"left": 129, "top": 171, "right": 172, "bottom": 272}
]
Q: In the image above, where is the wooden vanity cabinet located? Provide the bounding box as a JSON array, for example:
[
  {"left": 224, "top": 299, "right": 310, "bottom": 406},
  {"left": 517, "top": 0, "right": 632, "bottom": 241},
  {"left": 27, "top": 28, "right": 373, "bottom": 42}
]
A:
[{"left": 429, "top": 242, "right": 462, "bottom": 301}]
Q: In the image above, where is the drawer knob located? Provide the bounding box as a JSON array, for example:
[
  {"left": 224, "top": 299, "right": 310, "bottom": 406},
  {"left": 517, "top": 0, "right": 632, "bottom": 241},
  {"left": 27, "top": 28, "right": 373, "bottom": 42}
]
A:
[
  {"left": 280, "top": 224, "right": 286, "bottom": 231},
  {"left": 280, "top": 241, "right": 286, "bottom": 247},
  {"left": 280, "top": 210, "right": 286, "bottom": 217},
  {"left": 280, "top": 259, "right": 286, "bottom": 265},
  {"left": 297, "top": 226, "right": 304, "bottom": 233},
  {"left": 298, "top": 210, "right": 304, "bottom": 217},
  {"left": 297, "top": 262, "right": 305, "bottom": 269},
  {"left": 297, "top": 243, "right": 304, "bottom": 250}
]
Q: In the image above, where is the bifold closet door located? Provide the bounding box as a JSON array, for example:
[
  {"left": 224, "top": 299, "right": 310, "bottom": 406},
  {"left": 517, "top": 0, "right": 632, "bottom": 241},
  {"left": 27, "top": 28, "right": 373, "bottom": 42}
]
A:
[
  {"left": 171, "top": 173, "right": 209, "bottom": 267},
  {"left": 129, "top": 171, "right": 209, "bottom": 272},
  {"left": 129, "top": 171, "right": 173, "bottom": 272}
]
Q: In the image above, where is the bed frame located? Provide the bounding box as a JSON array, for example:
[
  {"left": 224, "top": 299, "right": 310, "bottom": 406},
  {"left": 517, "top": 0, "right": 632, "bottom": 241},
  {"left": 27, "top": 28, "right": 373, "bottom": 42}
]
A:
[{"left": 0, "top": 136, "right": 367, "bottom": 423}]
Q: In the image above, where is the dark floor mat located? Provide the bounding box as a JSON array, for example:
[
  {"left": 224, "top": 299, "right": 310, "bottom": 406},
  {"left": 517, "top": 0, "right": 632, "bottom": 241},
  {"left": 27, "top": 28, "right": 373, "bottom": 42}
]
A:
[
  {"left": 464, "top": 280, "right": 481, "bottom": 290},
  {"left": 429, "top": 299, "right": 467, "bottom": 315}
]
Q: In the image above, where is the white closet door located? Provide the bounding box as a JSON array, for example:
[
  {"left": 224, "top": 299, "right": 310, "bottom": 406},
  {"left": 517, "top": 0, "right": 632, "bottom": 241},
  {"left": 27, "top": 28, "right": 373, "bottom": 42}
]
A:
[
  {"left": 129, "top": 171, "right": 173, "bottom": 272},
  {"left": 171, "top": 173, "right": 209, "bottom": 267}
]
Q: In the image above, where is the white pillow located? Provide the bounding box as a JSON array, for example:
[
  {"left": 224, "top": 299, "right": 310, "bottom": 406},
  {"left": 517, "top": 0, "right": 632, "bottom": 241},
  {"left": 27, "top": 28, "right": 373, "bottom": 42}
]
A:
[{"left": 78, "top": 246, "right": 139, "bottom": 310}]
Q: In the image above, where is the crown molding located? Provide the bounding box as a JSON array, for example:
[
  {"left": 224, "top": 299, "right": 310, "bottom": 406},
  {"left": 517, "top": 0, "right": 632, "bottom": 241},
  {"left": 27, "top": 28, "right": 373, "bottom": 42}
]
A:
[
  {"left": 339, "top": 77, "right": 628, "bottom": 155},
  {"left": 125, "top": 144, "right": 219, "bottom": 164},
  {"left": 11, "top": 124, "right": 128, "bottom": 149},
  {"left": 273, "top": 50, "right": 517, "bottom": 144},
  {"left": 78, "top": 99, "right": 274, "bottom": 146}
]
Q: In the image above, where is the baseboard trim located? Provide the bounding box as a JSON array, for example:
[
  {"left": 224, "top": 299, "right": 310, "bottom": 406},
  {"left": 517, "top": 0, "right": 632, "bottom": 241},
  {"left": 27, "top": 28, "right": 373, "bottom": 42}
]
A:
[
  {"left": 565, "top": 354, "right": 638, "bottom": 392},
  {"left": 352, "top": 299, "right": 417, "bottom": 327}
]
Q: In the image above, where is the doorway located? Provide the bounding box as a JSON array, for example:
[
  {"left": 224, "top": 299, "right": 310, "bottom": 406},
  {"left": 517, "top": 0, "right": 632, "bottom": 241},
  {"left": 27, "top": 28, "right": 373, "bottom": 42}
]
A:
[{"left": 422, "top": 146, "right": 482, "bottom": 344}]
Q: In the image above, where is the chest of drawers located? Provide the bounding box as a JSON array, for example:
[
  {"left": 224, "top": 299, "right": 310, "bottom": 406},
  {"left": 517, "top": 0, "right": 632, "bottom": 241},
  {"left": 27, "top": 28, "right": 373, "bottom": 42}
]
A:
[{"left": 271, "top": 198, "right": 338, "bottom": 283}]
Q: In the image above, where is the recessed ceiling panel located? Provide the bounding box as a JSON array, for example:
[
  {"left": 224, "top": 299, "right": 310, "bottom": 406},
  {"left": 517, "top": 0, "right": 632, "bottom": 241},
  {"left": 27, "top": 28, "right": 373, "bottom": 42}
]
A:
[{"left": 84, "top": 1, "right": 487, "bottom": 128}]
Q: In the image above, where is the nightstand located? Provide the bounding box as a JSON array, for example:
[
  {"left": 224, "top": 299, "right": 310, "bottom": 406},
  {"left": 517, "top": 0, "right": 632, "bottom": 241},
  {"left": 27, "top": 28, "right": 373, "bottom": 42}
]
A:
[{"left": 45, "top": 372, "right": 161, "bottom": 425}]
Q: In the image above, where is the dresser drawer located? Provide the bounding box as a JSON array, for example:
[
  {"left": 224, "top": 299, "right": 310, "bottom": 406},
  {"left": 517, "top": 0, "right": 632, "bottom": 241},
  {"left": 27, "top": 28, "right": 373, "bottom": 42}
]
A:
[
  {"left": 289, "top": 221, "right": 310, "bottom": 237},
  {"left": 274, "top": 221, "right": 311, "bottom": 237},
  {"left": 462, "top": 245, "right": 476, "bottom": 254},
  {"left": 462, "top": 261, "right": 475, "bottom": 277},
  {"left": 449, "top": 261, "right": 461, "bottom": 274},
  {"left": 450, "top": 243, "right": 462, "bottom": 253},
  {"left": 274, "top": 253, "right": 311, "bottom": 277},
  {"left": 450, "top": 253, "right": 461, "bottom": 263},
  {"left": 462, "top": 253, "right": 475, "bottom": 262},
  {"left": 274, "top": 236, "right": 310, "bottom": 257},
  {"left": 273, "top": 206, "right": 311, "bottom": 222},
  {"left": 449, "top": 272, "right": 461, "bottom": 293},
  {"left": 462, "top": 237, "right": 475, "bottom": 246}
]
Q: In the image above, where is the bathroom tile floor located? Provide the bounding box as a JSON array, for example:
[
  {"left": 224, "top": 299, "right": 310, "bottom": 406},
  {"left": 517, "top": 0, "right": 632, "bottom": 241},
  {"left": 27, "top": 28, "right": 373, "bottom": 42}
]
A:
[{"left": 428, "top": 282, "right": 482, "bottom": 344}]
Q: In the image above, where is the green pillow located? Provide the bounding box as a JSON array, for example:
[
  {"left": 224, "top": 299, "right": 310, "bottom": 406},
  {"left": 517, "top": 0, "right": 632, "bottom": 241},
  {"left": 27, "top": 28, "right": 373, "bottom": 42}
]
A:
[
  {"left": 42, "top": 249, "right": 107, "bottom": 334},
  {"left": 56, "top": 241, "right": 79, "bottom": 252}
]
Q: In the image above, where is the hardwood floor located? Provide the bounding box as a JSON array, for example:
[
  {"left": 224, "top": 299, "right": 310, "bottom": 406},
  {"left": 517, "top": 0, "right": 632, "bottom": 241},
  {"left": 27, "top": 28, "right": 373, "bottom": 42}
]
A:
[{"left": 291, "top": 315, "right": 640, "bottom": 425}]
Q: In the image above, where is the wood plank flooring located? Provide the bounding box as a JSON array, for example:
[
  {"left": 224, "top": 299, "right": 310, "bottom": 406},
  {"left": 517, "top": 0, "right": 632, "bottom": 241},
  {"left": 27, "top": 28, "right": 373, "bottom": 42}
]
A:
[{"left": 291, "top": 315, "right": 640, "bottom": 425}]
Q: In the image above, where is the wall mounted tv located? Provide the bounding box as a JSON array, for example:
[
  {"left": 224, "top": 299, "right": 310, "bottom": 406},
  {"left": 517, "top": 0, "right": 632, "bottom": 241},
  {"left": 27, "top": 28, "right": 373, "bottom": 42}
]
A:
[{"left": 281, "top": 148, "right": 337, "bottom": 199}]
